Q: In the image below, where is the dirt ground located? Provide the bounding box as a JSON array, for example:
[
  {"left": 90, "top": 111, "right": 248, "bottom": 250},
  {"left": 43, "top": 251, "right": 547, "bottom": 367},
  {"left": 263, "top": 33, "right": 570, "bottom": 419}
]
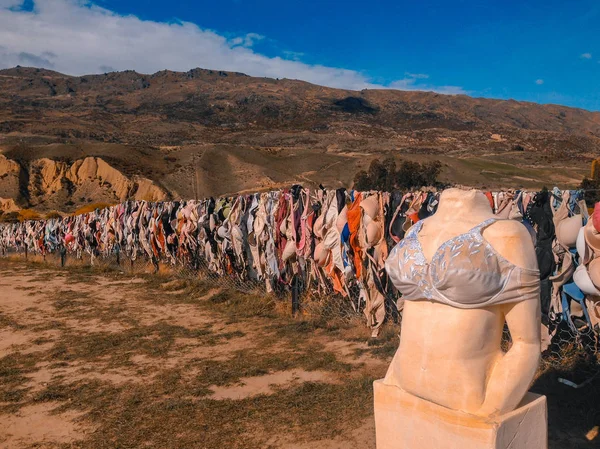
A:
[{"left": 0, "top": 259, "right": 598, "bottom": 449}]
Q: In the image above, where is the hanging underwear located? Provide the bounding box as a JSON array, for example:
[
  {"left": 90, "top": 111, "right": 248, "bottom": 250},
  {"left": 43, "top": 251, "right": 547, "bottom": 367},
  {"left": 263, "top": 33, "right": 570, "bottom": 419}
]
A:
[{"left": 386, "top": 217, "right": 540, "bottom": 308}]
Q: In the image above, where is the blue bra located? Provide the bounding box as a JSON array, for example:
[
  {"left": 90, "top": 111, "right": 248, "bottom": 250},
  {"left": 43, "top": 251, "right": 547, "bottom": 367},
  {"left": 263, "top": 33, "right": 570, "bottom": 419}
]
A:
[{"left": 385, "top": 218, "right": 540, "bottom": 309}]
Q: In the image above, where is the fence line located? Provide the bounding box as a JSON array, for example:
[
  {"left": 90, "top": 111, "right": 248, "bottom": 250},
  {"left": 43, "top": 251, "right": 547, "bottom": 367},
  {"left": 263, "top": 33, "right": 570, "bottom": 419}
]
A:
[
  {"left": 1, "top": 188, "right": 599, "bottom": 371},
  {"left": 2, "top": 242, "right": 597, "bottom": 372}
]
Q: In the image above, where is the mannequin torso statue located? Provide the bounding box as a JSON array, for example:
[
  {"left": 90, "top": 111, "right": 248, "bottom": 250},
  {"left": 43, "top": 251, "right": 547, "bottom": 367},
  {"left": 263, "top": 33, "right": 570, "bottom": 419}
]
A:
[{"left": 384, "top": 188, "right": 541, "bottom": 418}]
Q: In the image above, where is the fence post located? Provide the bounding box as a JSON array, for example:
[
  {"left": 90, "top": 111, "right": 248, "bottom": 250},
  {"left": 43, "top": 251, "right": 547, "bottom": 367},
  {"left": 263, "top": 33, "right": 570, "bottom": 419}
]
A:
[{"left": 291, "top": 274, "right": 300, "bottom": 317}]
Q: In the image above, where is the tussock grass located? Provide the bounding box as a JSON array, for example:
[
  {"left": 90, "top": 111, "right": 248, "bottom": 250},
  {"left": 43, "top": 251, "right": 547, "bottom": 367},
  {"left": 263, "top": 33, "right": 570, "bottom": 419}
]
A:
[
  {"left": 31, "top": 374, "right": 375, "bottom": 449},
  {"left": 188, "top": 348, "right": 353, "bottom": 389},
  {"left": 134, "top": 275, "right": 213, "bottom": 305},
  {"left": 0, "top": 352, "right": 38, "bottom": 405},
  {"left": 351, "top": 324, "right": 400, "bottom": 360},
  {"left": 0, "top": 312, "right": 26, "bottom": 330},
  {"left": 204, "top": 288, "right": 278, "bottom": 319},
  {"left": 46, "top": 322, "right": 232, "bottom": 366}
]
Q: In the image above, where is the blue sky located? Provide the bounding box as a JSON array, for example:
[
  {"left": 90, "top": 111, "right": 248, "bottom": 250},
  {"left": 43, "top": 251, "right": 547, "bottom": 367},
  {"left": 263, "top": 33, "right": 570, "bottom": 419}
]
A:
[{"left": 1, "top": 0, "right": 600, "bottom": 110}]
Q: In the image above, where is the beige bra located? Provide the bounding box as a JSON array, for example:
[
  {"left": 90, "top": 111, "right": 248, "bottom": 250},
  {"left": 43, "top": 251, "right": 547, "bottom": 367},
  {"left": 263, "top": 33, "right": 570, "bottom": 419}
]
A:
[{"left": 385, "top": 218, "right": 540, "bottom": 308}]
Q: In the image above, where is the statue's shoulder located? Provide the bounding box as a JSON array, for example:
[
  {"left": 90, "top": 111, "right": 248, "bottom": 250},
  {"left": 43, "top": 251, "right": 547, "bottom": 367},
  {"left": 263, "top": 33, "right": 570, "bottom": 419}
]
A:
[
  {"left": 486, "top": 218, "right": 531, "bottom": 238},
  {"left": 484, "top": 219, "right": 538, "bottom": 270}
]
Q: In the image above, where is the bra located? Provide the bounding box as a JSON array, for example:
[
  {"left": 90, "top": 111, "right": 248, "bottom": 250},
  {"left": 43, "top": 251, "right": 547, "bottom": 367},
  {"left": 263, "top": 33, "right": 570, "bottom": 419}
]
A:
[{"left": 385, "top": 218, "right": 540, "bottom": 309}]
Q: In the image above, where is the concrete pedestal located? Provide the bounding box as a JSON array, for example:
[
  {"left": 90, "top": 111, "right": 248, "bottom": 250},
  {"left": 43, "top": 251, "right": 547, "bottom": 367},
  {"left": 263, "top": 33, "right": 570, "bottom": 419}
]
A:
[{"left": 374, "top": 380, "right": 547, "bottom": 449}]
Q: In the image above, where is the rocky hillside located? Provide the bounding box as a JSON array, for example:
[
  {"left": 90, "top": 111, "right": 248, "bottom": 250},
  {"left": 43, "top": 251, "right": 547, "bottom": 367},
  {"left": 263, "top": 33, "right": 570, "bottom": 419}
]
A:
[
  {"left": 0, "top": 154, "right": 166, "bottom": 213},
  {"left": 0, "top": 66, "right": 597, "bottom": 212}
]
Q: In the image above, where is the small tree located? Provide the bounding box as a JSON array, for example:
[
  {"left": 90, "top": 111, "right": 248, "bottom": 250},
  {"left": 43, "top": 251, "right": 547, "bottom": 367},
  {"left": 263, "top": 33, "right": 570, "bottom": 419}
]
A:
[
  {"left": 367, "top": 159, "right": 388, "bottom": 191},
  {"left": 580, "top": 177, "right": 600, "bottom": 205},
  {"left": 382, "top": 157, "right": 397, "bottom": 191},
  {"left": 395, "top": 160, "right": 421, "bottom": 189},
  {"left": 354, "top": 158, "right": 399, "bottom": 191},
  {"left": 420, "top": 160, "right": 442, "bottom": 186},
  {"left": 354, "top": 158, "right": 442, "bottom": 191},
  {"left": 353, "top": 170, "right": 371, "bottom": 191}
]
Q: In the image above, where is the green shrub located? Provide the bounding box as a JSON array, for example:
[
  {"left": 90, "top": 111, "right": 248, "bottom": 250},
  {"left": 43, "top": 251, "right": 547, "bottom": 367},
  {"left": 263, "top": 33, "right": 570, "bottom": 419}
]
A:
[{"left": 353, "top": 157, "right": 442, "bottom": 191}]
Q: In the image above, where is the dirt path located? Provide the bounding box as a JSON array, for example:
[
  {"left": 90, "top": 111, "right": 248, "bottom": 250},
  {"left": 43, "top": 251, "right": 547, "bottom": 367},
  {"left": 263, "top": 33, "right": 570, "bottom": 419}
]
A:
[{"left": 0, "top": 260, "right": 390, "bottom": 449}]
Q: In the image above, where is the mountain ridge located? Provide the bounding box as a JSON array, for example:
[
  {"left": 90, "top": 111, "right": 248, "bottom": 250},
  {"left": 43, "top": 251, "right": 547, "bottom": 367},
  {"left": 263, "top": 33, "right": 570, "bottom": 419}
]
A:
[
  {"left": 1, "top": 65, "right": 598, "bottom": 116},
  {"left": 0, "top": 65, "right": 596, "bottom": 213}
]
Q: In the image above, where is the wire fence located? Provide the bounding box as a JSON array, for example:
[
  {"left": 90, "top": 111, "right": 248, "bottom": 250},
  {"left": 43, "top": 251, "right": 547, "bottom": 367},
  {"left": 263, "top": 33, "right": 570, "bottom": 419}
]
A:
[
  {"left": 2, "top": 245, "right": 598, "bottom": 378},
  {"left": 0, "top": 245, "right": 363, "bottom": 324}
]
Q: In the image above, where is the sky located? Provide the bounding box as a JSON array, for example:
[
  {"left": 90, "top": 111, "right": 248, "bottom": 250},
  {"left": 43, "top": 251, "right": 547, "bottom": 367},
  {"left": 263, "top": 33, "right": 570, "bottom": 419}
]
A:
[{"left": 1, "top": 0, "right": 600, "bottom": 110}]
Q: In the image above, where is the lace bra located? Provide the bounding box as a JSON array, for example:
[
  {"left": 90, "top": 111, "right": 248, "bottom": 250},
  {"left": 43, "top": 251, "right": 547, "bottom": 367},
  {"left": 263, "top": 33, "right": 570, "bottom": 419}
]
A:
[{"left": 385, "top": 218, "right": 540, "bottom": 308}]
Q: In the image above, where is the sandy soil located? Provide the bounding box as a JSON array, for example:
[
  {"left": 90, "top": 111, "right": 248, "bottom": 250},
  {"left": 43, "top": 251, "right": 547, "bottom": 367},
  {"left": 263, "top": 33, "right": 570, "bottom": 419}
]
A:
[{"left": 0, "top": 261, "right": 387, "bottom": 448}]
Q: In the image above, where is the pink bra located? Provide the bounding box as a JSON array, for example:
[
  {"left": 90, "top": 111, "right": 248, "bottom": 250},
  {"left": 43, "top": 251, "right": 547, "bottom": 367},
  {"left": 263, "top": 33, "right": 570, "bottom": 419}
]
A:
[{"left": 385, "top": 218, "right": 540, "bottom": 308}]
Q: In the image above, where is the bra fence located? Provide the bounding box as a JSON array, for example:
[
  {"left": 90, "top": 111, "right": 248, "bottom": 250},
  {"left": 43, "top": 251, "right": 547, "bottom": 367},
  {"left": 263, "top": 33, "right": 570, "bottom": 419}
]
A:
[{"left": 0, "top": 187, "right": 598, "bottom": 368}]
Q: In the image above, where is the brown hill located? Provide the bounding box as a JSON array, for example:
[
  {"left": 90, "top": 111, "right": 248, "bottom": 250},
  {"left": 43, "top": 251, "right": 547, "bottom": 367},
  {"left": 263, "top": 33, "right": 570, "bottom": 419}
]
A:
[{"left": 0, "top": 66, "right": 596, "bottom": 212}]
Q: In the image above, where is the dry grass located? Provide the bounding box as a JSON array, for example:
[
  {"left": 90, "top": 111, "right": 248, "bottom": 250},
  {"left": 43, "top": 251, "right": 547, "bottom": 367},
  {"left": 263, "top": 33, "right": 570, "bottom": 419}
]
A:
[
  {"left": 45, "top": 211, "right": 63, "bottom": 219},
  {"left": 29, "top": 375, "right": 374, "bottom": 449},
  {"left": 17, "top": 208, "right": 42, "bottom": 222},
  {"left": 46, "top": 322, "right": 229, "bottom": 366},
  {"left": 72, "top": 203, "right": 116, "bottom": 216},
  {"left": 0, "top": 259, "right": 383, "bottom": 448},
  {"left": 0, "top": 352, "right": 39, "bottom": 405}
]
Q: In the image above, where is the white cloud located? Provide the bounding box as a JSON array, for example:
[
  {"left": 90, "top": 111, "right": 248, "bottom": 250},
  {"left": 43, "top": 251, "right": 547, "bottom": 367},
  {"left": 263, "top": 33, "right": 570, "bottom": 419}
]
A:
[
  {"left": 282, "top": 50, "right": 304, "bottom": 61},
  {"left": 388, "top": 75, "right": 465, "bottom": 95},
  {"left": 0, "top": 0, "right": 466, "bottom": 94},
  {"left": 535, "top": 79, "right": 544, "bottom": 85},
  {"left": 581, "top": 53, "right": 592, "bottom": 59},
  {"left": 230, "top": 32, "right": 264, "bottom": 48},
  {"left": 404, "top": 72, "right": 429, "bottom": 79}
]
